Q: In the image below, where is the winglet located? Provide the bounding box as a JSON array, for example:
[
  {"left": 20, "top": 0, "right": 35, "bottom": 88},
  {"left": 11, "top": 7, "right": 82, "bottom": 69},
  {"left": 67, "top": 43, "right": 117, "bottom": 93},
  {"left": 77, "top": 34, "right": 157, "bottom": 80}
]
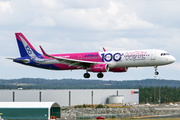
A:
[
  {"left": 39, "top": 46, "right": 46, "bottom": 55},
  {"left": 103, "top": 47, "right": 106, "bottom": 52},
  {"left": 39, "top": 46, "right": 55, "bottom": 58}
]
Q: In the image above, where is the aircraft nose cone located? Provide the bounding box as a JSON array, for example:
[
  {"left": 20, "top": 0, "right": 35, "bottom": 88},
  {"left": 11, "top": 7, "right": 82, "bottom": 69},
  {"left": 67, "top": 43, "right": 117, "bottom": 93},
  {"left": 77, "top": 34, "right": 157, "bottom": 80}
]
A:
[{"left": 170, "top": 56, "right": 176, "bottom": 63}]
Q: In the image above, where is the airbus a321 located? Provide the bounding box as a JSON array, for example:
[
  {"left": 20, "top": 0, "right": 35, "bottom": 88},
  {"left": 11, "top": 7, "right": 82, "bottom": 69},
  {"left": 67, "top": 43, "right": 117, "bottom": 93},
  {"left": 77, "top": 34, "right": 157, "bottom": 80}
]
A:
[{"left": 8, "top": 33, "right": 176, "bottom": 78}]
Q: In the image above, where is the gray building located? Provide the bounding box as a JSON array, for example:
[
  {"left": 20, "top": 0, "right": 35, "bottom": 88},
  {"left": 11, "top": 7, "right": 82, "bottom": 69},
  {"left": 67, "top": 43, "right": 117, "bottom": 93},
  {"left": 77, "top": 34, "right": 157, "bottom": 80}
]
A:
[{"left": 0, "top": 89, "right": 139, "bottom": 106}]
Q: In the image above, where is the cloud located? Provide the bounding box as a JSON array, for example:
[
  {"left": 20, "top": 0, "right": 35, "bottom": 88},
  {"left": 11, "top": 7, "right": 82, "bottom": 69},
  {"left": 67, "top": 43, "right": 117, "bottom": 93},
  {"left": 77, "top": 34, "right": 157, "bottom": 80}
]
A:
[
  {"left": 42, "top": 0, "right": 58, "bottom": 9},
  {"left": 0, "top": 0, "right": 157, "bottom": 31},
  {"left": 0, "top": 1, "right": 12, "bottom": 13},
  {"left": 107, "top": 1, "right": 120, "bottom": 15},
  {"left": 126, "top": 0, "right": 180, "bottom": 28},
  {"left": 29, "top": 16, "right": 55, "bottom": 27},
  {"left": 51, "top": 0, "right": 156, "bottom": 31}
]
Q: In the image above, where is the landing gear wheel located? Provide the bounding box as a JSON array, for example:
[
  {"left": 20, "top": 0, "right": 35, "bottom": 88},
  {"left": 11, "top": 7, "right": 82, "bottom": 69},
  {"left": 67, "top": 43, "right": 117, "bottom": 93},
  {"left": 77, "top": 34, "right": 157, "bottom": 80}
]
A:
[
  {"left": 154, "top": 66, "right": 159, "bottom": 75},
  {"left": 155, "top": 71, "right": 159, "bottom": 75},
  {"left": 97, "top": 72, "right": 104, "bottom": 78},
  {"left": 84, "top": 73, "right": 90, "bottom": 78}
]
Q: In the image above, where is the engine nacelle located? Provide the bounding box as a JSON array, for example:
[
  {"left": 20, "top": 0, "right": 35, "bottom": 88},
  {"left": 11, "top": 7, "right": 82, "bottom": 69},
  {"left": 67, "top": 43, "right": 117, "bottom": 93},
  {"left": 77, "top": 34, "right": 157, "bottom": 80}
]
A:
[
  {"left": 90, "top": 64, "right": 109, "bottom": 72},
  {"left": 109, "top": 67, "right": 128, "bottom": 72}
]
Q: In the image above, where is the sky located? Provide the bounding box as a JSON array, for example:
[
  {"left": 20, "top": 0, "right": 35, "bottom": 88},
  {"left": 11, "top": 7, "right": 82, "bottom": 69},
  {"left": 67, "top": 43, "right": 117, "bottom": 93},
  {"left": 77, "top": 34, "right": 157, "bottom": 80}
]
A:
[{"left": 0, "top": 0, "right": 180, "bottom": 80}]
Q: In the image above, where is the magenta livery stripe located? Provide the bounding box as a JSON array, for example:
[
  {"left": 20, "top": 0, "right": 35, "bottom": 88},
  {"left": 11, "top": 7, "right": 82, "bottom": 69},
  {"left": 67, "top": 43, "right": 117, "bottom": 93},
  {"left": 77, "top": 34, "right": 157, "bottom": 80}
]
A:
[
  {"left": 42, "top": 52, "right": 103, "bottom": 69},
  {"left": 42, "top": 52, "right": 103, "bottom": 62}
]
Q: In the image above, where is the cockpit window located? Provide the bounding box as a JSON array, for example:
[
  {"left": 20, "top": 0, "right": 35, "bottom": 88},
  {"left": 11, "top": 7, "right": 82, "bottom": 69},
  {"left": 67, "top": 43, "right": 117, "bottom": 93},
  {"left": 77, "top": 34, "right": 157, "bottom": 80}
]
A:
[{"left": 161, "top": 53, "right": 170, "bottom": 56}]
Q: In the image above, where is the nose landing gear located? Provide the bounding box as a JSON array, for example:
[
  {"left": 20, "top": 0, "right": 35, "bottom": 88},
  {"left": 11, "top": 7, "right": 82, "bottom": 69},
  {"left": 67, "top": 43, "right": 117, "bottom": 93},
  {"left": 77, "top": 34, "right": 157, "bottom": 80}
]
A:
[
  {"left": 155, "top": 71, "right": 159, "bottom": 75},
  {"left": 154, "top": 66, "right": 159, "bottom": 75}
]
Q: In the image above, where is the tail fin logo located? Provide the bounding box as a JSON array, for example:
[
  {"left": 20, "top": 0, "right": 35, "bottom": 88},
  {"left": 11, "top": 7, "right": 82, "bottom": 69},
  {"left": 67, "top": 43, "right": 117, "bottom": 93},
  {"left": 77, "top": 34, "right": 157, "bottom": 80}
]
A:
[
  {"left": 19, "top": 35, "right": 36, "bottom": 57},
  {"left": 25, "top": 45, "right": 32, "bottom": 54}
]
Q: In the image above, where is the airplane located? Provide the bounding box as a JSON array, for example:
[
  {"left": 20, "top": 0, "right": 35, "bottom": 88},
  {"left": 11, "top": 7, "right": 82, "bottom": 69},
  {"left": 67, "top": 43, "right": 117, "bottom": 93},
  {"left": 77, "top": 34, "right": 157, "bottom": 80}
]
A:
[{"left": 8, "top": 33, "right": 176, "bottom": 78}]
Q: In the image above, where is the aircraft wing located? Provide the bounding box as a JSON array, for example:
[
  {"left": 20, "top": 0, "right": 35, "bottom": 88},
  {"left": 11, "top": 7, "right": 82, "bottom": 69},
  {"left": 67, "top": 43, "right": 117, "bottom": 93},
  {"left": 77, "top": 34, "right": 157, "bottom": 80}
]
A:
[{"left": 39, "top": 46, "right": 103, "bottom": 68}]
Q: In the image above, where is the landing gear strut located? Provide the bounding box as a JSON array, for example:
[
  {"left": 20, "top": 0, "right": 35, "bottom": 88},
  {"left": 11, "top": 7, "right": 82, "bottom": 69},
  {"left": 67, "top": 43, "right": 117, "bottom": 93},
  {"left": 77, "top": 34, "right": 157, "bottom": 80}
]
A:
[
  {"left": 154, "top": 66, "right": 159, "bottom": 75},
  {"left": 97, "top": 72, "right": 104, "bottom": 78},
  {"left": 84, "top": 73, "right": 90, "bottom": 78}
]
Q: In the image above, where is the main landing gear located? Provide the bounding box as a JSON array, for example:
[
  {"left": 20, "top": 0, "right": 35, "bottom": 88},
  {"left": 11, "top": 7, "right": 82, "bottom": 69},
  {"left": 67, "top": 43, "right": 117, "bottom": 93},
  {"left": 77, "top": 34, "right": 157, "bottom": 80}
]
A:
[
  {"left": 97, "top": 72, "right": 104, "bottom": 78},
  {"left": 154, "top": 66, "right": 159, "bottom": 75},
  {"left": 84, "top": 73, "right": 90, "bottom": 78},
  {"left": 83, "top": 72, "right": 104, "bottom": 78}
]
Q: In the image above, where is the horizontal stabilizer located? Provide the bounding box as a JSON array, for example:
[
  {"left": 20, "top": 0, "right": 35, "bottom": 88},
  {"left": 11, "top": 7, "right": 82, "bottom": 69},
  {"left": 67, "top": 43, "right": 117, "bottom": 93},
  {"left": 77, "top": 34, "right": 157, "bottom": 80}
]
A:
[{"left": 7, "top": 58, "right": 30, "bottom": 63}]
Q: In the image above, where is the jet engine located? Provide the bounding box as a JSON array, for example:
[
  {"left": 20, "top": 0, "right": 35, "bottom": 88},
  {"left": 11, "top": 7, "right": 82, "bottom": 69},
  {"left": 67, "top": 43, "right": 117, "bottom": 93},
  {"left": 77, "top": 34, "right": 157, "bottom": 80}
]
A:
[
  {"left": 109, "top": 67, "right": 128, "bottom": 72},
  {"left": 90, "top": 64, "right": 109, "bottom": 72}
]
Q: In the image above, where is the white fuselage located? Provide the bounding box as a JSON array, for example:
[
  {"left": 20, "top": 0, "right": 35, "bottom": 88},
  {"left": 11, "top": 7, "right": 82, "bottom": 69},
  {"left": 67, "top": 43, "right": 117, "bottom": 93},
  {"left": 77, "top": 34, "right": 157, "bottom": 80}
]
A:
[{"left": 100, "top": 49, "right": 175, "bottom": 68}]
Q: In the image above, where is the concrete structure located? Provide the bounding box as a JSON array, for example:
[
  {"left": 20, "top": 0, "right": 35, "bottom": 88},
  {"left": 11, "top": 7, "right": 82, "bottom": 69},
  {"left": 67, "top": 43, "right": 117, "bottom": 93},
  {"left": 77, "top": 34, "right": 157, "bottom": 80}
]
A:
[
  {"left": 0, "top": 89, "right": 139, "bottom": 106},
  {"left": 0, "top": 102, "right": 60, "bottom": 119},
  {"left": 109, "top": 95, "right": 124, "bottom": 104}
]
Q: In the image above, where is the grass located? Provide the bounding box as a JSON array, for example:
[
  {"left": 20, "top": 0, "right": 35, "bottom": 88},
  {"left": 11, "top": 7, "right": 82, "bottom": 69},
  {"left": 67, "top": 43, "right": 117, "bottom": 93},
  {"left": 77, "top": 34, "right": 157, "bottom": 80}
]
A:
[{"left": 73, "top": 104, "right": 132, "bottom": 109}]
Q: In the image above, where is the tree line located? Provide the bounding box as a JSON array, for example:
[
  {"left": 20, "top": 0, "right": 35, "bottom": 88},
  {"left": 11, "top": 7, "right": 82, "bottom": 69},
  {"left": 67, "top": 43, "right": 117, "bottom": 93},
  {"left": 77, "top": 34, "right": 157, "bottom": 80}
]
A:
[
  {"left": 1, "top": 78, "right": 180, "bottom": 88},
  {"left": 139, "top": 86, "right": 180, "bottom": 104}
]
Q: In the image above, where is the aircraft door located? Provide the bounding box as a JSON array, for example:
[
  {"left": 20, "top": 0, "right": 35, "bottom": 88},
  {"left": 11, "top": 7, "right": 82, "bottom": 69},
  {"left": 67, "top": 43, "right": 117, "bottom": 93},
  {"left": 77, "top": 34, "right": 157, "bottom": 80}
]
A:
[
  {"left": 151, "top": 50, "right": 156, "bottom": 60},
  {"left": 78, "top": 55, "right": 82, "bottom": 60}
]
